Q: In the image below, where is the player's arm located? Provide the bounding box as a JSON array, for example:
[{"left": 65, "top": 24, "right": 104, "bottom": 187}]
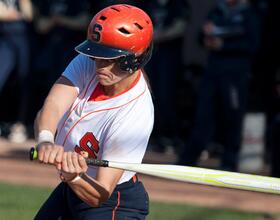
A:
[
  {"left": 71, "top": 168, "right": 123, "bottom": 207},
  {"left": 34, "top": 76, "right": 78, "bottom": 167},
  {"left": 60, "top": 152, "right": 123, "bottom": 207}
]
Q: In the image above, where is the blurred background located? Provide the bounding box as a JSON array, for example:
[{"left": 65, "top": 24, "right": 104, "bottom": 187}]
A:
[
  {"left": 1, "top": 0, "right": 280, "bottom": 176},
  {"left": 1, "top": 0, "right": 280, "bottom": 219}
]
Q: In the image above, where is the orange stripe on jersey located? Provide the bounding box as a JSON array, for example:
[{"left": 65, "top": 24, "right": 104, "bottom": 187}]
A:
[
  {"left": 133, "top": 175, "right": 137, "bottom": 183},
  {"left": 112, "top": 191, "right": 120, "bottom": 220},
  {"left": 62, "top": 84, "right": 147, "bottom": 146},
  {"left": 88, "top": 71, "right": 141, "bottom": 102},
  {"left": 56, "top": 75, "right": 96, "bottom": 138},
  {"left": 88, "top": 83, "right": 109, "bottom": 101}
]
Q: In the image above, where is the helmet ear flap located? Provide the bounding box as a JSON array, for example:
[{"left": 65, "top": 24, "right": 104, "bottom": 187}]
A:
[
  {"left": 119, "top": 54, "right": 138, "bottom": 73},
  {"left": 119, "top": 44, "right": 153, "bottom": 73}
]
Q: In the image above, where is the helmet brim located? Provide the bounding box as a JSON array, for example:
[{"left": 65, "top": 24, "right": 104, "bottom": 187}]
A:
[{"left": 75, "top": 40, "right": 131, "bottom": 59}]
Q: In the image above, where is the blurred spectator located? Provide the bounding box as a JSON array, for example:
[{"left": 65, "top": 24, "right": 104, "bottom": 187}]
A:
[
  {"left": 266, "top": 69, "right": 280, "bottom": 177},
  {"left": 90, "top": 0, "right": 145, "bottom": 15},
  {"left": 177, "top": 0, "right": 261, "bottom": 171},
  {"left": 143, "top": 0, "right": 191, "bottom": 152},
  {"left": 178, "top": 0, "right": 217, "bottom": 152},
  {"left": 262, "top": 2, "right": 280, "bottom": 172},
  {"left": 183, "top": 0, "right": 217, "bottom": 71},
  {"left": 0, "top": 0, "right": 33, "bottom": 142},
  {"left": 256, "top": 0, "right": 280, "bottom": 177},
  {"left": 26, "top": 0, "right": 91, "bottom": 129},
  {"left": 32, "top": 0, "right": 91, "bottom": 86}
]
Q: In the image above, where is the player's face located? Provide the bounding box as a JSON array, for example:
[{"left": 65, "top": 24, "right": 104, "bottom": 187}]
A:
[{"left": 94, "top": 58, "right": 131, "bottom": 86}]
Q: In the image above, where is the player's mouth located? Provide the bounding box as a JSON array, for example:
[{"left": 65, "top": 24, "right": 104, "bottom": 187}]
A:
[{"left": 96, "top": 71, "right": 113, "bottom": 80}]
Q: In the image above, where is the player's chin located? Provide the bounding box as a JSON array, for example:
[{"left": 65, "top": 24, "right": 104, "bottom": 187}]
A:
[
  {"left": 98, "top": 78, "right": 116, "bottom": 86},
  {"left": 98, "top": 76, "right": 122, "bottom": 86},
  {"left": 96, "top": 75, "right": 110, "bottom": 84}
]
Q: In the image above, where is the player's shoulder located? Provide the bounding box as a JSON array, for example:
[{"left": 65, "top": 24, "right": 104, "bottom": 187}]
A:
[
  {"left": 72, "top": 54, "right": 93, "bottom": 65},
  {"left": 63, "top": 54, "right": 96, "bottom": 86},
  {"left": 71, "top": 54, "right": 95, "bottom": 75}
]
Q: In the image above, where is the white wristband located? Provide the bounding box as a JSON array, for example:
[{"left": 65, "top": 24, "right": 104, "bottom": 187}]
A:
[{"left": 37, "top": 130, "right": 55, "bottom": 144}]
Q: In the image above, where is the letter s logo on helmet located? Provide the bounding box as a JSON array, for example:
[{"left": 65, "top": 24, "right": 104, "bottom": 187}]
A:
[
  {"left": 75, "top": 4, "right": 153, "bottom": 73},
  {"left": 91, "top": 24, "right": 102, "bottom": 42}
]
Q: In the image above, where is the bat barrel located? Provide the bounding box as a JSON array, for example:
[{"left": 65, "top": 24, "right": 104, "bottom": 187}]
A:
[
  {"left": 29, "top": 147, "right": 280, "bottom": 194},
  {"left": 106, "top": 162, "right": 280, "bottom": 194}
]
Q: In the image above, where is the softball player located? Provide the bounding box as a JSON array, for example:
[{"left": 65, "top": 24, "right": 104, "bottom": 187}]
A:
[{"left": 33, "top": 4, "right": 154, "bottom": 220}]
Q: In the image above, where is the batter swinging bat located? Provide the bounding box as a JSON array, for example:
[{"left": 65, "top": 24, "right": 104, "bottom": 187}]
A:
[{"left": 29, "top": 147, "right": 280, "bottom": 194}]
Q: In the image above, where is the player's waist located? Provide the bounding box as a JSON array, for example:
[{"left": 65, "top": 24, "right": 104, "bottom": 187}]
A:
[{"left": 115, "top": 175, "right": 138, "bottom": 190}]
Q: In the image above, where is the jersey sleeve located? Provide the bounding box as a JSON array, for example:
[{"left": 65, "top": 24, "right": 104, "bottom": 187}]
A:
[
  {"left": 101, "top": 102, "right": 154, "bottom": 164},
  {"left": 62, "top": 54, "right": 95, "bottom": 94}
]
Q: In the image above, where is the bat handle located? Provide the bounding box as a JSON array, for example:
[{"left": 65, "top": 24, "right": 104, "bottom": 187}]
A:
[
  {"left": 86, "top": 158, "right": 109, "bottom": 167},
  {"left": 29, "top": 147, "right": 109, "bottom": 167},
  {"left": 29, "top": 147, "right": 38, "bottom": 161}
]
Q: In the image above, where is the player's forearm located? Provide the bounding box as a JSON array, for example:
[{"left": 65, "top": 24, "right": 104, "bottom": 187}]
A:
[
  {"left": 34, "top": 100, "right": 62, "bottom": 138},
  {"left": 68, "top": 174, "right": 111, "bottom": 207}
]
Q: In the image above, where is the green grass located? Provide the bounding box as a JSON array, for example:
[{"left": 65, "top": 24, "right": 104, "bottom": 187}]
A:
[
  {"left": 148, "top": 202, "right": 266, "bottom": 220},
  {"left": 0, "top": 182, "right": 272, "bottom": 220},
  {"left": 0, "top": 183, "right": 52, "bottom": 220}
]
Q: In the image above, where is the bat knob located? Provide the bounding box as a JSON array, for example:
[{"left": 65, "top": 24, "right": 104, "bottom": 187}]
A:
[{"left": 29, "top": 147, "right": 38, "bottom": 161}]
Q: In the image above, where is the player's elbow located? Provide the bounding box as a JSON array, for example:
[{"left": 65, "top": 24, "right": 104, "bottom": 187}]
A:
[
  {"left": 87, "top": 192, "right": 111, "bottom": 207},
  {"left": 87, "top": 199, "right": 102, "bottom": 208}
]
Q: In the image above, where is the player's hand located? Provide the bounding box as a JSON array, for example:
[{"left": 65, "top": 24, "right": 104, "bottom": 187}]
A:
[
  {"left": 60, "top": 152, "right": 88, "bottom": 182},
  {"left": 37, "top": 142, "right": 64, "bottom": 170}
]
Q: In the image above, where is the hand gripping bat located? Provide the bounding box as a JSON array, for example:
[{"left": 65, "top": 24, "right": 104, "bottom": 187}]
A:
[{"left": 29, "top": 147, "right": 280, "bottom": 194}]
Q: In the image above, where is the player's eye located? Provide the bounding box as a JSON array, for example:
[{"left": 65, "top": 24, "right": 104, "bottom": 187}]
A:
[{"left": 94, "top": 58, "right": 118, "bottom": 64}]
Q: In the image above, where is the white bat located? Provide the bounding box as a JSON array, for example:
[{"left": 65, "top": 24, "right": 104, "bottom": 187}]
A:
[
  {"left": 99, "top": 160, "right": 280, "bottom": 194},
  {"left": 30, "top": 148, "right": 280, "bottom": 194}
]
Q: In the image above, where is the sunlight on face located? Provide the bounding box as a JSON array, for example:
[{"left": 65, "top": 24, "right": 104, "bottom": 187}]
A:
[{"left": 94, "top": 58, "right": 130, "bottom": 86}]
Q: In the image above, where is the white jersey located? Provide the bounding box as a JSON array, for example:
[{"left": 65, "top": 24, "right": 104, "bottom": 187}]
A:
[{"left": 55, "top": 54, "right": 154, "bottom": 184}]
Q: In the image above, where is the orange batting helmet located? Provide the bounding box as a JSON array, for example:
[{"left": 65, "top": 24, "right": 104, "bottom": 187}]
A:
[{"left": 75, "top": 4, "right": 153, "bottom": 73}]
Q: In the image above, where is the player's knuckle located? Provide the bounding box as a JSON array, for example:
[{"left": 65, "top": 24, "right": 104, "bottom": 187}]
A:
[
  {"left": 77, "top": 167, "right": 83, "bottom": 173},
  {"left": 43, "top": 157, "right": 49, "bottom": 164},
  {"left": 46, "top": 145, "right": 53, "bottom": 152},
  {"left": 82, "top": 166, "right": 87, "bottom": 173},
  {"left": 63, "top": 165, "right": 69, "bottom": 173},
  {"left": 72, "top": 152, "right": 78, "bottom": 159},
  {"left": 69, "top": 167, "right": 75, "bottom": 173}
]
